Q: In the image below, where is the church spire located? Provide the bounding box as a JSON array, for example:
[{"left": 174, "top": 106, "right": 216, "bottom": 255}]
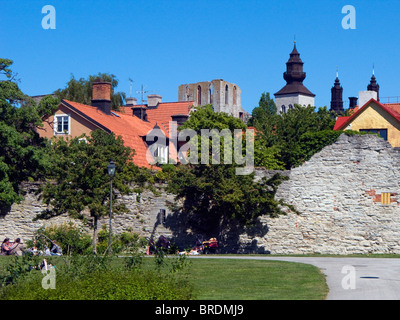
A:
[
  {"left": 367, "top": 67, "right": 380, "bottom": 101},
  {"left": 331, "top": 70, "right": 344, "bottom": 114}
]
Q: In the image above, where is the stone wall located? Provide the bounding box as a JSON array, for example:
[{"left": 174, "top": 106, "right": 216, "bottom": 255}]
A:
[
  {"left": 244, "top": 134, "right": 400, "bottom": 254},
  {"left": 0, "top": 183, "right": 176, "bottom": 245},
  {"left": 2, "top": 134, "right": 400, "bottom": 254}
]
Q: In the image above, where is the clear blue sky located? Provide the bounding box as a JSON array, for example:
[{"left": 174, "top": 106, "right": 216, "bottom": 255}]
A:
[{"left": 2, "top": 0, "right": 400, "bottom": 113}]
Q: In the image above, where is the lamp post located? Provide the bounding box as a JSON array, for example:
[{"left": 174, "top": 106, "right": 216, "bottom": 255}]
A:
[{"left": 107, "top": 159, "right": 116, "bottom": 254}]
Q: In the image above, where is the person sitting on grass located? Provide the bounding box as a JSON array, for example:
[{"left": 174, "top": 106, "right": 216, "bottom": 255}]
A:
[
  {"left": 0, "top": 238, "right": 11, "bottom": 255},
  {"left": 9, "top": 238, "right": 26, "bottom": 256},
  {"left": 50, "top": 240, "right": 62, "bottom": 256}
]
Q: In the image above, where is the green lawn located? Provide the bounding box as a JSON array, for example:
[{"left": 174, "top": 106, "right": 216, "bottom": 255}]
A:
[
  {"left": 0, "top": 255, "right": 329, "bottom": 300},
  {"left": 187, "top": 258, "right": 328, "bottom": 300}
]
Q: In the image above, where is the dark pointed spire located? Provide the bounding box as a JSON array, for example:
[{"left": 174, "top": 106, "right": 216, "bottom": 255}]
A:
[
  {"left": 330, "top": 69, "right": 344, "bottom": 114},
  {"left": 367, "top": 67, "right": 380, "bottom": 101},
  {"left": 275, "top": 42, "right": 315, "bottom": 97}
]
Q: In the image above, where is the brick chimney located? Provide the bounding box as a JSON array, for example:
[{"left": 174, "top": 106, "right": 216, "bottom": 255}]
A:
[
  {"left": 91, "top": 78, "right": 112, "bottom": 114},
  {"left": 147, "top": 94, "right": 162, "bottom": 108}
]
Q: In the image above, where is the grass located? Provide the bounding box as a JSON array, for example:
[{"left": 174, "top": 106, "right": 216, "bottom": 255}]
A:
[
  {"left": 0, "top": 255, "right": 329, "bottom": 300},
  {"left": 187, "top": 258, "right": 328, "bottom": 300}
]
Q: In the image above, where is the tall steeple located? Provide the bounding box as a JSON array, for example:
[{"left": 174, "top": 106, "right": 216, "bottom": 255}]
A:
[
  {"left": 367, "top": 67, "right": 380, "bottom": 101},
  {"left": 274, "top": 42, "right": 315, "bottom": 114},
  {"left": 330, "top": 69, "right": 344, "bottom": 114}
]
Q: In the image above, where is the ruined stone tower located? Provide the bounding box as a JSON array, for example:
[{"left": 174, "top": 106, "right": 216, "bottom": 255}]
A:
[{"left": 178, "top": 79, "right": 249, "bottom": 121}]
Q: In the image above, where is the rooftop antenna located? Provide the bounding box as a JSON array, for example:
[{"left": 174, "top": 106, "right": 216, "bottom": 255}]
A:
[{"left": 137, "top": 84, "right": 149, "bottom": 105}]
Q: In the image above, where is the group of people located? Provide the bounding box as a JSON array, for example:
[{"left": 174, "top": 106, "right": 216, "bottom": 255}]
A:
[
  {"left": 1, "top": 237, "right": 63, "bottom": 257},
  {"left": 0, "top": 238, "right": 26, "bottom": 256}
]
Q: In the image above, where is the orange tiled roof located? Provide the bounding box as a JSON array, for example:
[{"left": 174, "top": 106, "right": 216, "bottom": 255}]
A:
[
  {"left": 62, "top": 100, "right": 157, "bottom": 169},
  {"left": 121, "top": 101, "right": 193, "bottom": 134}
]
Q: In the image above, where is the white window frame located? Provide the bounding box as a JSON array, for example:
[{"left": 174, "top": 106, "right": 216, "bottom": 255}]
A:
[
  {"left": 154, "top": 145, "right": 169, "bottom": 164},
  {"left": 54, "top": 114, "right": 71, "bottom": 135}
]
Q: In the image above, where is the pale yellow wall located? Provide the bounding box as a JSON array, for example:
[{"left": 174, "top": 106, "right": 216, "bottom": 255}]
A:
[
  {"left": 345, "top": 102, "right": 400, "bottom": 147},
  {"left": 37, "top": 104, "right": 99, "bottom": 140}
]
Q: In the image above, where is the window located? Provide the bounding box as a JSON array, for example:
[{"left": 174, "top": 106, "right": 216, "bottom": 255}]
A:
[
  {"left": 54, "top": 115, "right": 70, "bottom": 134},
  {"left": 233, "top": 86, "right": 237, "bottom": 106},
  {"left": 359, "top": 129, "right": 388, "bottom": 141},
  {"left": 289, "top": 104, "right": 293, "bottom": 110},
  {"left": 154, "top": 145, "right": 169, "bottom": 164},
  {"left": 225, "top": 85, "right": 229, "bottom": 105},
  {"left": 281, "top": 105, "right": 286, "bottom": 114}
]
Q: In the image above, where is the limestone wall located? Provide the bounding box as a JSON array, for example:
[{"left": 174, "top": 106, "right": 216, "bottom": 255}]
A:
[
  {"left": 246, "top": 134, "right": 400, "bottom": 254},
  {"left": 2, "top": 134, "right": 400, "bottom": 254}
]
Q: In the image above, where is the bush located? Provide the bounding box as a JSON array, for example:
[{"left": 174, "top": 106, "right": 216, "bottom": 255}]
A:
[
  {"left": 0, "top": 269, "right": 193, "bottom": 300},
  {"left": 0, "top": 255, "right": 193, "bottom": 300},
  {"left": 32, "top": 223, "right": 93, "bottom": 255}
]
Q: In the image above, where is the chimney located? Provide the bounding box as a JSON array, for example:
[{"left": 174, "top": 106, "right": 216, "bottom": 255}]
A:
[
  {"left": 91, "top": 78, "right": 112, "bottom": 114},
  {"left": 147, "top": 94, "right": 162, "bottom": 108},
  {"left": 125, "top": 97, "right": 137, "bottom": 106},
  {"left": 132, "top": 106, "right": 148, "bottom": 121},
  {"left": 358, "top": 91, "right": 377, "bottom": 109},
  {"left": 349, "top": 97, "right": 358, "bottom": 109}
]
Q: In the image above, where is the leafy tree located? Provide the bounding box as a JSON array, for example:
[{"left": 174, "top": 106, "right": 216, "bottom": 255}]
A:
[
  {"left": 38, "top": 130, "right": 152, "bottom": 253},
  {"left": 0, "top": 58, "right": 59, "bottom": 209},
  {"left": 167, "top": 164, "right": 291, "bottom": 236},
  {"left": 166, "top": 104, "right": 292, "bottom": 237},
  {"left": 249, "top": 94, "right": 337, "bottom": 169},
  {"left": 54, "top": 73, "right": 126, "bottom": 110}
]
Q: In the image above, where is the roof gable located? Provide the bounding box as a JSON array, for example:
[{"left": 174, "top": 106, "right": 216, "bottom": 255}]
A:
[{"left": 334, "top": 99, "right": 400, "bottom": 131}]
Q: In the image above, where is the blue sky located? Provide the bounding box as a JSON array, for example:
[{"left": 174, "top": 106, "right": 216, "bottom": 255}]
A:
[{"left": 2, "top": 0, "right": 400, "bottom": 113}]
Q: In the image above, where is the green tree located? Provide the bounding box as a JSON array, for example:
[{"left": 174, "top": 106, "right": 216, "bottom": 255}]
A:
[
  {"left": 249, "top": 94, "right": 337, "bottom": 169},
  {"left": 54, "top": 73, "right": 126, "bottom": 110},
  {"left": 0, "top": 58, "right": 58, "bottom": 209},
  {"left": 166, "top": 105, "right": 292, "bottom": 237},
  {"left": 38, "top": 130, "right": 152, "bottom": 253},
  {"left": 167, "top": 164, "right": 290, "bottom": 236}
]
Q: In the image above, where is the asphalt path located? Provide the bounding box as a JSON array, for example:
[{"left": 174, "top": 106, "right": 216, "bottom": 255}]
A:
[{"left": 190, "top": 255, "right": 400, "bottom": 300}]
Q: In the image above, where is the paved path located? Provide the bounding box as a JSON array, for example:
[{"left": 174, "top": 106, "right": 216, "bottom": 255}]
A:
[{"left": 191, "top": 256, "right": 400, "bottom": 300}]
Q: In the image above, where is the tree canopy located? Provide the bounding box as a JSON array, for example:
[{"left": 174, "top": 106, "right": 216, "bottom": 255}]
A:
[
  {"left": 39, "top": 129, "right": 153, "bottom": 253},
  {"left": 249, "top": 92, "right": 337, "bottom": 169},
  {"left": 0, "top": 58, "right": 59, "bottom": 209},
  {"left": 54, "top": 73, "right": 125, "bottom": 111},
  {"left": 165, "top": 105, "right": 292, "bottom": 238}
]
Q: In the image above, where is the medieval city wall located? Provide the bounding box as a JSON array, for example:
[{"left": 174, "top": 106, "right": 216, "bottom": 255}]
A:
[{"left": 2, "top": 134, "right": 400, "bottom": 254}]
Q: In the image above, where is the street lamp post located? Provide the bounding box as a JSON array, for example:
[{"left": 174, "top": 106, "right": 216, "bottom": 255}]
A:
[{"left": 107, "top": 159, "right": 116, "bottom": 255}]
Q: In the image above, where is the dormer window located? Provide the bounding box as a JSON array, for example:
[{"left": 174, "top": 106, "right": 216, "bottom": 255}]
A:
[{"left": 54, "top": 114, "right": 70, "bottom": 134}]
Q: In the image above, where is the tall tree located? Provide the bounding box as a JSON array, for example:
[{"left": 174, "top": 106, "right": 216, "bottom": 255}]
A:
[
  {"left": 166, "top": 105, "right": 291, "bottom": 238},
  {"left": 0, "top": 58, "right": 58, "bottom": 209},
  {"left": 38, "top": 130, "right": 152, "bottom": 253},
  {"left": 54, "top": 73, "right": 126, "bottom": 110}
]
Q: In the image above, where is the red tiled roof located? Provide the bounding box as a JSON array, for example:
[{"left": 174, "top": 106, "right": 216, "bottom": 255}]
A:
[
  {"left": 334, "top": 99, "right": 400, "bottom": 131},
  {"left": 62, "top": 100, "right": 157, "bottom": 169},
  {"left": 121, "top": 101, "right": 193, "bottom": 134},
  {"left": 384, "top": 103, "right": 400, "bottom": 114}
]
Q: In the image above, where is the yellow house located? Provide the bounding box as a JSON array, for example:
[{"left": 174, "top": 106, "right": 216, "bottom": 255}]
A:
[{"left": 334, "top": 99, "right": 400, "bottom": 147}]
